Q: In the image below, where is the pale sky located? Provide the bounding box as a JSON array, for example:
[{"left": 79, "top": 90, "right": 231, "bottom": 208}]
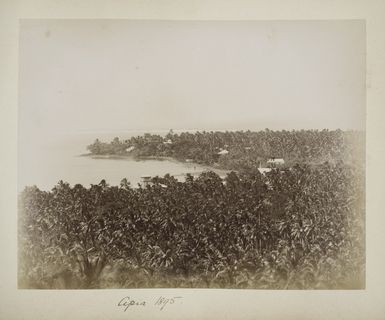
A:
[{"left": 19, "top": 20, "right": 365, "bottom": 141}]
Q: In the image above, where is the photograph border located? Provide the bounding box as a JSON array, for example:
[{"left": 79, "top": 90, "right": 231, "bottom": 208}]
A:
[{"left": 1, "top": 0, "right": 384, "bottom": 319}]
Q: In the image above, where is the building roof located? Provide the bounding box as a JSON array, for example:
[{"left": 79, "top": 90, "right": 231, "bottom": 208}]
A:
[
  {"left": 267, "top": 158, "right": 285, "bottom": 163},
  {"left": 163, "top": 139, "right": 173, "bottom": 144},
  {"left": 258, "top": 168, "right": 272, "bottom": 174}
]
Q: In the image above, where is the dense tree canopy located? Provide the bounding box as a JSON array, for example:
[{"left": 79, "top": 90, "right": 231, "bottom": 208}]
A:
[
  {"left": 19, "top": 162, "right": 364, "bottom": 289},
  {"left": 87, "top": 129, "right": 364, "bottom": 172}
]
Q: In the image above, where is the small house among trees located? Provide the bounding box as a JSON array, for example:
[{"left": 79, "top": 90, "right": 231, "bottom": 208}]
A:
[
  {"left": 267, "top": 157, "right": 285, "bottom": 167},
  {"left": 258, "top": 167, "right": 272, "bottom": 175},
  {"left": 141, "top": 176, "right": 152, "bottom": 186},
  {"left": 217, "top": 149, "right": 229, "bottom": 155},
  {"left": 163, "top": 139, "right": 173, "bottom": 145}
]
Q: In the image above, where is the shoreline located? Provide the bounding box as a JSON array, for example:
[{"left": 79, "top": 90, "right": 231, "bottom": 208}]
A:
[
  {"left": 79, "top": 153, "right": 179, "bottom": 162},
  {"left": 80, "top": 152, "right": 232, "bottom": 176}
]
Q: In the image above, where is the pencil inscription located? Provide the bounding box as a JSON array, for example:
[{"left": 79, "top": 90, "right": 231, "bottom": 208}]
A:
[{"left": 117, "top": 296, "right": 183, "bottom": 312}]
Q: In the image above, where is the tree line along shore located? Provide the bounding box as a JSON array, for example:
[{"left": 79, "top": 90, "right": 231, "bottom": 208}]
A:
[{"left": 86, "top": 129, "right": 364, "bottom": 171}]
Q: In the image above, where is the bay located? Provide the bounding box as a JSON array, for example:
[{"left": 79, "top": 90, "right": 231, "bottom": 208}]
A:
[{"left": 18, "top": 131, "right": 228, "bottom": 191}]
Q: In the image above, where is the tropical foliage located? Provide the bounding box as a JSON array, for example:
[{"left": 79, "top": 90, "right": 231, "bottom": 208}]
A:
[
  {"left": 19, "top": 161, "right": 364, "bottom": 289},
  {"left": 87, "top": 129, "right": 365, "bottom": 171}
]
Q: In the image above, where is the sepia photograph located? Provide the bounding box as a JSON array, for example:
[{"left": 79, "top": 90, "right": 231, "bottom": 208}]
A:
[{"left": 17, "top": 19, "right": 366, "bottom": 290}]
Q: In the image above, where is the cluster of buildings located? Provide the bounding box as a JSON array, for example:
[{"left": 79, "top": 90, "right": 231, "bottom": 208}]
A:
[{"left": 137, "top": 137, "right": 286, "bottom": 184}]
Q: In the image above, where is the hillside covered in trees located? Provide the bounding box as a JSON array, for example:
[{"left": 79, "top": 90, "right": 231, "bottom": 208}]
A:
[{"left": 86, "top": 129, "right": 364, "bottom": 171}]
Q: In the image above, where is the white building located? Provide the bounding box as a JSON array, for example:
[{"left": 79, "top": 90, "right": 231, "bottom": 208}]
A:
[
  {"left": 217, "top": 149, "right": 229, "bottom": 155},
  {"left": 267, "top": 157, "right": 285, "bottom": 165},
  {"left": 258, "top": 168, "right": 272, "bottom": 175},
  {"left": 163, "top": 139, "right": 173, "bottom": 145}
]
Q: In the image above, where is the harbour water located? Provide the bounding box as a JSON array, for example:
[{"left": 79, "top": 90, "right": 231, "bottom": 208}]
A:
[{"left": 18, "top": 131, "right": 228, "bottom": 191}]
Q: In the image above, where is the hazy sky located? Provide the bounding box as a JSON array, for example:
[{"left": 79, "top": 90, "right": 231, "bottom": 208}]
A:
[{"left": 19, "top": 20, "right": 365, "bottom": 141}]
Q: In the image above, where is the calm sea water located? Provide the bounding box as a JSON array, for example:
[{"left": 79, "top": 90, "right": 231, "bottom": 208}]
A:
[{"left": 18, "top": 131, "right": 228, "bottom": 192}]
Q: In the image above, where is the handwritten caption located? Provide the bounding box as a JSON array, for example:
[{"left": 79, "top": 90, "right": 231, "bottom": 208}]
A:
[{"left": 117, "top": 296, "right": 183, "bottom": 312}]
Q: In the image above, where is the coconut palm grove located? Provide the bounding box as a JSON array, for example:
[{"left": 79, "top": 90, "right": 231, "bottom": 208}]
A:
[{"left": 18, "top": 129, "right": 365, "bottom": 289}]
